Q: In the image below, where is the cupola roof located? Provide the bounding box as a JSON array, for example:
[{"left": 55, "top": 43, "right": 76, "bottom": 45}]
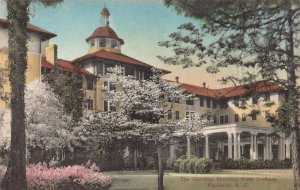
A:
[{"left": 86, "top": 26, "right": 124, "bottom": 45}]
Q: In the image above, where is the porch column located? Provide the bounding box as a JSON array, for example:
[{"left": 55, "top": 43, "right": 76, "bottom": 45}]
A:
[
  {"left": 242, "top": 144, "right": 244, "bottom": 156},
  {"left": 269, "top": 137, "right": 273, "bottom": 160},
  {"left": 237, "top": 133, "right": 241, "bottom": 159},
  {"left": 264, "top": 135, "right": 268, "bottom": 160},
  {"left": 286, "top": 138, "right": 291, "bottom": 159},
  {"left": 253, "top": 134, "right": 258, "bottom": 159},
  {"left": 205, "top": 135, "right": 210, "bottom": 159},
  {"left": 250, "top": 134, "right": 254, "bottom": 160},
  {"left": 278, "top": 137, "right": 282, "bottom": 160},
  {"left": 227, "top": 133, "right": 232, "bottom": 159},
  {"left": 187, "top": 136, "right": 191, "bottom": 159},
  {"left": 233, "top": 133, "right": 238, "bottom": 160},
  {"left": 281, "top": 136, "right": 286, "bottom": 160},
  {"left": 267, "top": 136, "right": 273, "bottom": 160}
]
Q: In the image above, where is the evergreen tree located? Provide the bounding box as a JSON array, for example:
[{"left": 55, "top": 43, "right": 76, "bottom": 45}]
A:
[
  {"left": 1, "top": 0, "right": 63, "bottom": 189},
  {"left": 160, "top": 0, "right": 300, "bottom": 189}
]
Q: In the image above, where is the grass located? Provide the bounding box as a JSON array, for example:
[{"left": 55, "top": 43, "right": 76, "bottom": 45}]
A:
[
  {"left": 104, "top": 169, "right": 293, "bottom": 190},
  {"left": 0, "top": 166, "right": 293, "bottom": 190}
]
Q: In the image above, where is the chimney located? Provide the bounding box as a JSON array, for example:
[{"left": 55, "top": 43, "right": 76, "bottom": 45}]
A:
[
  {"left": 175, "top": 76, "right": 179, "bottom": 83},
  {"left": 45, "top": 44, "right": 58, "bottom": 65},
  {"left": 202, "top": 82, "right": 206, "bottom": 88}
]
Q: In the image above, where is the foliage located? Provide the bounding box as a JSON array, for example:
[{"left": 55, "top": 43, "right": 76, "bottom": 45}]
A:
[
  {"left": 220, "top": 158, "right": 292, "bottom": 169},
  {"left": 43, "top": 70, "right": 85, "bottom": 121},
  {"left": 177, "top": 158, "right": 212, "bottom": 174},
  {"left": 267, "top": 102, "right": 293, "bottom": 135},
  {"left": 26, "top": 162, "right": 112, "bottom": 190},
  {"left": 0, "top": 81, "right": 74, "bottom": 153},
  {"left": 106, "top": 66, "right": 184, "bottom": 122}
]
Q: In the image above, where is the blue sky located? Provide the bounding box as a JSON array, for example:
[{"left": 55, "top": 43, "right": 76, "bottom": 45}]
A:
[{"left": 0, "top": 0, "right": 233, "bottom": 87}]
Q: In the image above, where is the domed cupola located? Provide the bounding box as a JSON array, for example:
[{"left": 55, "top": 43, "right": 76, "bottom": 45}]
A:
[{"left": 86, "top": 7, "right": 124, "bottom": 54}]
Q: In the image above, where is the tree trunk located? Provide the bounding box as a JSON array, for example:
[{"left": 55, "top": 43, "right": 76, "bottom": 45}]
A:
[
  {"left": 286, "top": 6, "right": 300, "bottom": 190},
  {"left": 157, "top": 145, "right": 164, "bottom": 190},
  {"left": 1, "top": 1, "right": 29, "bottom": 190}
]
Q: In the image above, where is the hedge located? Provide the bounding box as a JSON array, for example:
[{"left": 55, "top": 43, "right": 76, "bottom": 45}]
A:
[
  {"left": 175, "top": 158, "right": 212, "bottom": 174},
  {"left": 220, "top": 158, "right": 292, "bottom": 169}
]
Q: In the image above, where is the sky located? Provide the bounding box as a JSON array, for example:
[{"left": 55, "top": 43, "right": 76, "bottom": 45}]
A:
[{"left": 0, "top": 0, "right": 235, "bottom": 88}]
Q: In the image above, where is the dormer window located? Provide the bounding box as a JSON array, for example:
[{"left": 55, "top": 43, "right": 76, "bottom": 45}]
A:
[
  {"left": 99, "top": 38, "right": 106, "bottom": 47},
  {"left": 90, "top": 39, "right": 95, "bottom": 47},
  {"left": 111, "top": 39, "right": 117, "bottom": 48}
]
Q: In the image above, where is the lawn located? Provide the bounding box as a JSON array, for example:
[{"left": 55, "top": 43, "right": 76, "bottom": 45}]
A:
[
  {"left": 0, "top": 167, "right": 293, "bottom": 190},
  {"left": 104, "top": 169, "right": 293, "bottom": 190}
]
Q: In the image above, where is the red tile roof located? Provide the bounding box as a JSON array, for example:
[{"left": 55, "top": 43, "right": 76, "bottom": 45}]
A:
[
  {"left": 0, "top": 18, "right": 56, "bottom": 41},
  {"left": 41, "top": 57, "right": 96, "bottom": 77},
  {"left": 86, "top": 26, "right": 124, "bottom": 44},
  {"left": 73, "top": 49, "right": 153, "bottom": 68},
  {"left": 178, "top": 81, "right": 283, "bottom": 99}
]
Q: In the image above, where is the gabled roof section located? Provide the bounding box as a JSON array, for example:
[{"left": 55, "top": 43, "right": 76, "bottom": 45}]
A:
[
  {"left": 214, "top": 81, "right": 283, "bottom": 98},
  {"left": 42, "top": 57, "right": 96, "bottom": 77},
  {"left": 177, "top": 81, "right": 283, "bottom": 99},
  {"left": 0, "top": 18, "right": 56, "bottom": 41},
  {"left": 73, "top": 49, "right": 153, "bottom": 68},
  {"left": 179, "top": 83, "right": 216, "bottom": 98}
]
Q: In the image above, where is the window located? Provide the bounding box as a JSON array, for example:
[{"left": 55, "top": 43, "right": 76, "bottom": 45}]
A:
[
  {"left": 87, "top": 99, "right": 93, "bottom": 110},
  {"left": 87, "top": 78, "right": 94, "bottom": 91},
  {"left": 213, "top": 116, "right": 217, "bottom": 124},
  {"left": 186, "top": 99, "right": 194, "bottom": 106},
  {"left": 212, "top": 100, "right": 217, "bottom": 109},
  {"left": 144, "top": 72, "right": 152, "bottom": 80},
  {"left": 242, "top": 113, "right": 246, "bottom": 122},
  {"left": 96, "top": 63, "right": 103, "bottom": 76},
  {"left": 200, "top": 97, "right": 204, "bottom": 107},
  {"left": 186, "top": 111, "right": 195, "bottom": 119},
  {"left": 168, "top": 111, "right": 172, "bottom": 120},
  {"left": 174, "top": 98, "right": 180, "bottom": 104},
  {"left": 224, "top": 115, "right": 229, "bottom": 123},
  {"left": 104, "top": 64, "right": 114, "bottom": 75},
  {"left": 234, "top": 114, "right": 239, "bottom": 122},
  {"left": 99, "top": 38, "right": 106, "bottom": 47},
  {"left": 264, "top": 92, "right": 270, "bottom": 102},
  {"left": 104, "top": 100, "right": 116, "bottom": 112},
  {"left": 104, "top": 81, "right": 116, "bottom": 92},
  {"left": 251, "top": 112, "right": 257, "bottom": 120},
  {"left": 207, "top": 98, "right": 211, "bottom": 108},
  {"left": 135, "top": 69, "right": 144, "bottom": 80},
  {"left": 175, "top": 111, "right": 180, "bottom": 120},
  {"left": 90, "top": 39, "right": 95, "bottom": 47},
  {"left": 125, "top": 67, "right": 135, "bottom": 76},
  {"left": 220, "top": 116, "right": 224, "bottom": 124},
  {"left": 111, "top": 40, "right": 117, "bottom": 48}
]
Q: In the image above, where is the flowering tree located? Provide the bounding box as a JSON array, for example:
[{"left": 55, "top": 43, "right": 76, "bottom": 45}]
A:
[
  {"left": 106, "top": 66, "right": 187, "bottom": 190},
  {"left": 74, "top": 111, "right": 145, "bottom": 170},
  {"left": 0, "top": 81, "right": 74, "bottom": 159}
]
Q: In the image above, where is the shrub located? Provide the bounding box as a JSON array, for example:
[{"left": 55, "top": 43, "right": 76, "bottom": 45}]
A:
[
  {"left": 26, "top": 162, "right": 112, "bottom": 190},
  {"left": 179, "top": 159, "right": 190, "bottom": 173},
  {"left": 176, "top": 158, "right": 212, "bottom": 174},
  {"left": 187, "top": 158, "right": 197, "bottom": 173},
  {"left": 194, "top": 158, "right": 212, "bottom": 174},
  {"left": 220, "top": 158, "right": 292, "bottom": 169}
]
